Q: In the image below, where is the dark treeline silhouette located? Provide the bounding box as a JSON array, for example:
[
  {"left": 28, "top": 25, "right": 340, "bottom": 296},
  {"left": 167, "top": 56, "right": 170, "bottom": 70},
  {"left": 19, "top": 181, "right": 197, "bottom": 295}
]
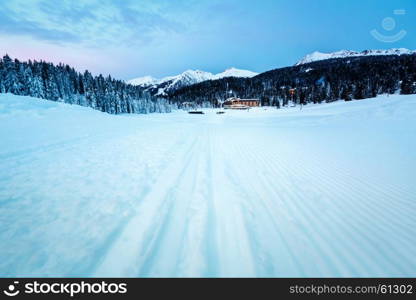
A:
[
  {"left": 168, "top": 54, "right": 416, "bottom": 107},
  {"left": 0, "top": 55, "right": 173, "bottom": 114}
]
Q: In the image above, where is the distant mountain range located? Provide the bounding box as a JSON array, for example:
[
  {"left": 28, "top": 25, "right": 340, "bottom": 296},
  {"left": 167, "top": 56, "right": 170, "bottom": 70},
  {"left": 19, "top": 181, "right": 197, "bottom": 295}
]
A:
[
  {"left": 128, "top": 68, "right": 258, "bottom": 96},
  {"left": 295, "top": 48, "right": 416, "bottom": 65},
  {"left": 168, "top": 49, "right": 416, "bottom": 107},
  {"left": 128, "top": 48, "right": 416, "bottom": 97}
]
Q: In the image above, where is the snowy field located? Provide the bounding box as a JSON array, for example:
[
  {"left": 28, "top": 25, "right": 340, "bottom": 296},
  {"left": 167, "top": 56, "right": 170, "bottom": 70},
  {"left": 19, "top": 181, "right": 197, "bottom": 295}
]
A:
[{"left": 0, "top": 93, "right": 415, "bottom": 277}]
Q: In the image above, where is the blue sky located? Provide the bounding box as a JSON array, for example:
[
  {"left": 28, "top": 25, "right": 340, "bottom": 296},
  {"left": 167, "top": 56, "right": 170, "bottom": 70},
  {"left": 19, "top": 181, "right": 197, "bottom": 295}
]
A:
[{"left": 0, "top": 0, "right": 415, "bottom": 80}]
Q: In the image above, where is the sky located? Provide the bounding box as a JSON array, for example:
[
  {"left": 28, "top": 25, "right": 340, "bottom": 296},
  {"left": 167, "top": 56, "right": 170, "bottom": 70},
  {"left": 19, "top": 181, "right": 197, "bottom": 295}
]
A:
[{"left": 0, "top": 0, "right": 415, "bottom": 80}]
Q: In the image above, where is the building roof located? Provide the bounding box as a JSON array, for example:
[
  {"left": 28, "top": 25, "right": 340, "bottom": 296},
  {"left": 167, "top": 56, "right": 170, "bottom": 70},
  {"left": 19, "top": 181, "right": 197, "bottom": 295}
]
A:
[{"left": 225, "top": 97, "right": 260, "bottom": 102}]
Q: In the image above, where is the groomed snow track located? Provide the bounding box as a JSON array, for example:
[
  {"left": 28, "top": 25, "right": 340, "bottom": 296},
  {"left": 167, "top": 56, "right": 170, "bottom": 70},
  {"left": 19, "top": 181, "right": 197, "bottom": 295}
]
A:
[{"left": 0, "top": 94, "right": 415, "bottom": 277}]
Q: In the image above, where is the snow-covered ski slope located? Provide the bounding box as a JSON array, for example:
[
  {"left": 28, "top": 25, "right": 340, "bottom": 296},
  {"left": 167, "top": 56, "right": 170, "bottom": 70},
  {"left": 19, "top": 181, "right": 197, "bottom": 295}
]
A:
[{"left": 0, "top": 94, "right": 415, "bottom": 277}]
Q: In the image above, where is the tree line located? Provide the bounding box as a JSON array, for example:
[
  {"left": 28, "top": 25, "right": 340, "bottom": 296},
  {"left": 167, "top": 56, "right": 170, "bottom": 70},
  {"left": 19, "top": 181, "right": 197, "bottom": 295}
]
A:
[
  {"left": 0, "top": 55, "right": 174, "bottom": 114},
  {"left": 168, "top": 54, "right": 416, "bottom": 107}
]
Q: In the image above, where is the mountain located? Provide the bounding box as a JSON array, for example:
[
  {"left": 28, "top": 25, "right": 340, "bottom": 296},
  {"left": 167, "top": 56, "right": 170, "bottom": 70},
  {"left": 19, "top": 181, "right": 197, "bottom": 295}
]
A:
[
  {"left": 128, "top": 68, "right": 258, "bottom": 96},
  {"left": 213, "top": 67, "right": 258, "bottom": 79},
  {"left": 169, "top": 52, "right": 416, "bottom": 107},
  {"left": 296, "top": 48, "right": 416, "bottom": 65},
  {"left": 127, "top": 76, "right": 158, "bottom": 87}
]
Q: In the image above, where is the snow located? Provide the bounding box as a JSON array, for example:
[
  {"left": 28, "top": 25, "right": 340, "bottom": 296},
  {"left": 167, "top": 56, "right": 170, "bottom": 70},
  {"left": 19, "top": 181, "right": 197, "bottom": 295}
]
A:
[
  {"left": 212, "top": 67, "right": 258, "bottom": 79},
  {"left": 127, "top": 76, "right": 158, "bottom": 87},
  {"left": 296, "top": 48, "right": 416, "bottom": 65},
  {"left": 155, "top": 70, "right": 214, "bottom": 96},
  {"left": 128, "top": 68, "right": 258, "bottom": 95},
  {"left": 0, "top": 93, "right": 415, "bottom": 277}
]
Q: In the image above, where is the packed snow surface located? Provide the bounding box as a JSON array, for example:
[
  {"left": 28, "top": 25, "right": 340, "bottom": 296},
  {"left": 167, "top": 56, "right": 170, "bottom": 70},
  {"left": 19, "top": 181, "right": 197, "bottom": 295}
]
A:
[
  {"left": 0, "top": 94, "right": 415, "bottom": 277},
  {"left": 296, "top": 48, "right": 416, "bottom": 65}
]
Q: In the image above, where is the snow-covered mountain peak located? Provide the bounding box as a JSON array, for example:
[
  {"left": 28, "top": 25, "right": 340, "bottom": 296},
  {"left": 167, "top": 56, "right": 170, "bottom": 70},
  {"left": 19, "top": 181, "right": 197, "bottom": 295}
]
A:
[
  {"left": 214, "top": 67, "right": 258, "bottom": 79},
  {"left": 296, "top": 48, "right": 416, "bottom": 65},
  {"left": 128, "top": 67, "right": 258, "bottom": 95},
  {"left": 127, "top": 75, "right": 158, "bottom": 87},
  {"left": 172, "top": 69, "right": 213, "bottom": 82}
]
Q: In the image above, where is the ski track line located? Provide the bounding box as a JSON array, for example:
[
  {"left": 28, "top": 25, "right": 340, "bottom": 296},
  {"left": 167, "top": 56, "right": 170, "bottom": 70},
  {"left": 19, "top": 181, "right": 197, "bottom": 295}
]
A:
[
  {"left": 0, "top": 127, "right": 194, "bottom": 277},
  {"left": 69, "top": 130, "right": 194, "bottom": 276},
  {"left": 205, "top": 129, "right": 261, "bottom": 277},
  {"left": 229, "top": 133, "right": 350, "bottom": 276},
  {"left": 136, "top": 135, "right": 204, "bottom": 277},
  {"left": 259, "top": 156, "right": 392, "bottom": 276},
  {"left": 200, "top": 128, "right": 221, "bottom": 277},
  {"left": 249, "top": 137, "right": 415, "bottom": 276},
  {"left": 249, "top": 143, "right": 383, "bottom": 276},
  {"left": 226, "top": 138, "right": 329, "bottom": 276},
  {"left": 294, "top": 139, "right": 415, "bottom": 202},
  {"left": 259, "top": 140, "right": 414, "bottom": 275},
  {"left": 92, "top": 133, "right": 200, "bottom": 277},
  {"left": 290, "top": 147, "right": 416, "bottom": 233},
  {"left": 221, "top": 133, "right": 378, "bottom": 276},
  {"left": 173, "top": 134, "right": 207, "bottom": 277},
  {"left": 174, "top": 127, "right": 221, "bottom": 277},
  {"left": 278, "top": 145, "right": 416, "bottom": 242},
  {"left": 223, "top": 150, "right": 298, "bottom": 276},
  {"left": 258, "top": 135, "right": 414, "bottom": 228}
]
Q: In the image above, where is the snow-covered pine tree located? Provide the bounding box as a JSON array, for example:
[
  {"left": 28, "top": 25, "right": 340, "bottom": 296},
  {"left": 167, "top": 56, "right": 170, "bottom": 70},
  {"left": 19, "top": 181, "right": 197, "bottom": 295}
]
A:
[{"left": 0, "top": 55, "right": 174, "bottom": 115}]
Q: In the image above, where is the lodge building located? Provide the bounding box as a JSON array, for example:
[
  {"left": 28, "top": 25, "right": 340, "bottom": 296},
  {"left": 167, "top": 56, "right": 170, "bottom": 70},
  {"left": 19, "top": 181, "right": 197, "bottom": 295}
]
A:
[{"left": 223, "top": 97, "right": 260, "bottom": 108}]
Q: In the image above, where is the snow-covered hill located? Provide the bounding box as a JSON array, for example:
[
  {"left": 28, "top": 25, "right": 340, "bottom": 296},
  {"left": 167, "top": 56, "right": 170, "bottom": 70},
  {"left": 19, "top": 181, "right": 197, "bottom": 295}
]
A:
[
  {"left": 128, "top": 68, "right": 258, "bottom": 96},
  {"left": 1, "top": 93, "right": 415, "bottom": 277},
  {"left": 296, "top": 48, "right": 416, "bottom": 65}
]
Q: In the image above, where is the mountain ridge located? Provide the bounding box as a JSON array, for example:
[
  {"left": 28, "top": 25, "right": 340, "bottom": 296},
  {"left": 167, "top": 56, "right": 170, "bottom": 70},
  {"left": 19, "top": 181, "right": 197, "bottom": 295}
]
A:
[
  {"left": 168, "top": 52, "right": 416, "bottom": 107},
  {"left": 296, "top": 48, "right": 416, "bottom": 65},
  {"left": 128, "top": 68, "right": 258, "bottom": 96}
]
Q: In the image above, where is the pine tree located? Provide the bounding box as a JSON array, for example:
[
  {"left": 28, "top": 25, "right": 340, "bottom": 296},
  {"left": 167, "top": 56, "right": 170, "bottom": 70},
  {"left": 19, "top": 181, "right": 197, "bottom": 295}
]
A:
[{"left": 0, "top": 55, "right": 173, "bottom": 114}]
